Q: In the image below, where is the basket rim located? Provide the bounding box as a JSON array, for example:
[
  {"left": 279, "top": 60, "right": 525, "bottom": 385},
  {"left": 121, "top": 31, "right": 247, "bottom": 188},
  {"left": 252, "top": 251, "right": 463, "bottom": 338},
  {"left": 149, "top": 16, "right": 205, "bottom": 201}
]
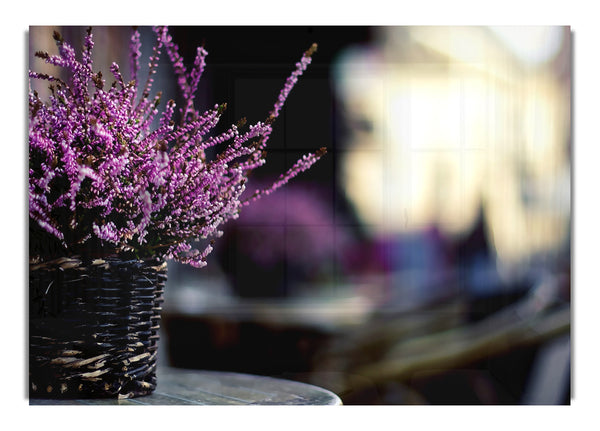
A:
[{"left": 30, "top": 255, "right": 167, "bottom": 272}]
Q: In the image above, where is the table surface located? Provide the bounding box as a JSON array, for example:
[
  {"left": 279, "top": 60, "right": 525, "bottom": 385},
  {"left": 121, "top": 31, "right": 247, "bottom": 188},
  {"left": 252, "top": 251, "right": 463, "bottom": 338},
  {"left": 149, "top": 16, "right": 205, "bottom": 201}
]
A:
[{"left": 29, "top": 366, "right": 342, "bottom": 405}]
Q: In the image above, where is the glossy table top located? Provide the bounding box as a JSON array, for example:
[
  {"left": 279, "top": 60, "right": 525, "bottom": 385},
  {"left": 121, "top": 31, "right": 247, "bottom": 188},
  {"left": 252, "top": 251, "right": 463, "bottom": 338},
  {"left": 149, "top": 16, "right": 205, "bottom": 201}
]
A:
[{"left": 29, "top": 366, "right": 342, "bottom": 405}]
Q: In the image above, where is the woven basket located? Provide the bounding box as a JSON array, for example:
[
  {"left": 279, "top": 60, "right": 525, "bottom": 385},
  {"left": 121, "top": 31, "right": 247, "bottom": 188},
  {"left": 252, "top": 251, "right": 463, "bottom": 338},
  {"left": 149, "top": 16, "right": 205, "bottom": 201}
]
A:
[{"left": 29, "top": 255, "right": 167, "bottom": 399}]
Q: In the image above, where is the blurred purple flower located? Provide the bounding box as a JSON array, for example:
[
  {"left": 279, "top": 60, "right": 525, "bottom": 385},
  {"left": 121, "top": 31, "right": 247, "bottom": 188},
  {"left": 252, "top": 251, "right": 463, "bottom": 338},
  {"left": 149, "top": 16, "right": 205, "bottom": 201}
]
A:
[{"left": 230, "top": 183, "right": 352, "bottom": 270}]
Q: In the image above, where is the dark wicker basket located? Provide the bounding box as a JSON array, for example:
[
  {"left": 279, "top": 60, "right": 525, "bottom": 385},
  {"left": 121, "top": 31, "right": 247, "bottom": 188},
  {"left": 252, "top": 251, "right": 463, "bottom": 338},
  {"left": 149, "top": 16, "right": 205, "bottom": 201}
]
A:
[{"left": 29, "top": 255, "right": 167, "bottom": 399}]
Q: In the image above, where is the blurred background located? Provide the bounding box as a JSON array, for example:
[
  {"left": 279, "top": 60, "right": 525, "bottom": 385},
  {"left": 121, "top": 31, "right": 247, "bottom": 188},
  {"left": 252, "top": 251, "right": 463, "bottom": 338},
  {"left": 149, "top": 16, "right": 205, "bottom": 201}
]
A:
[{"left": 29, "top": 25, "right": 571, "bottom": 405}]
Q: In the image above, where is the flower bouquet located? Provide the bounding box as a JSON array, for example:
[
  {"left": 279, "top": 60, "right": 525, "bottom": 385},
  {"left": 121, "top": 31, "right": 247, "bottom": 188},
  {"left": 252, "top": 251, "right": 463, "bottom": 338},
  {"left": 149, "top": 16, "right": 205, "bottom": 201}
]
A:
[{"left": 28, "top": 26, "right": 324, "bottom": 398}]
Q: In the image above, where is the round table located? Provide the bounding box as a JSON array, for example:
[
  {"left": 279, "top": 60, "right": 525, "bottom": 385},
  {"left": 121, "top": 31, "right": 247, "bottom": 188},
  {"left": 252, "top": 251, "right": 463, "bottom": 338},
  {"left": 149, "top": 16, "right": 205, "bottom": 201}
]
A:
[{"left": 29, "top": 366, "right": 342, "bottom": 405}]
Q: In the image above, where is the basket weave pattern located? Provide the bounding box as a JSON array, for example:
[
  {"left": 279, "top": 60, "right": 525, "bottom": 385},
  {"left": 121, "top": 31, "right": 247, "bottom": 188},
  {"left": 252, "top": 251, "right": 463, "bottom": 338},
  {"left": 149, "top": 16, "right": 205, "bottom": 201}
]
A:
[{"left": 29, "top": 256, "right": 166, "bottom": 399}]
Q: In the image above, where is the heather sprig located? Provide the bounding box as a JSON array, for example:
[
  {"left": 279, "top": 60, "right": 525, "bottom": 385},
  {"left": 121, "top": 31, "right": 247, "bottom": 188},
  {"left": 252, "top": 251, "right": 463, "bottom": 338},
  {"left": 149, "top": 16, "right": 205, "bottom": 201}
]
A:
[{"left": 29, "top": 26, "right": 325, "bottom": 267}]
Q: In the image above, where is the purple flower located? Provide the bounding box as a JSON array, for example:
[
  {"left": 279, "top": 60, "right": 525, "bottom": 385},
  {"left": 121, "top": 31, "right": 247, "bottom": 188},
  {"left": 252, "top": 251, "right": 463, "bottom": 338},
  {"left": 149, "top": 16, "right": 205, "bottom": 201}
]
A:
[
  {"left": 232, "top": 183, "right": 352, "bottom": 268},
  {"left": 29, "top": 26, "right": 324, "bottom": 267}
]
